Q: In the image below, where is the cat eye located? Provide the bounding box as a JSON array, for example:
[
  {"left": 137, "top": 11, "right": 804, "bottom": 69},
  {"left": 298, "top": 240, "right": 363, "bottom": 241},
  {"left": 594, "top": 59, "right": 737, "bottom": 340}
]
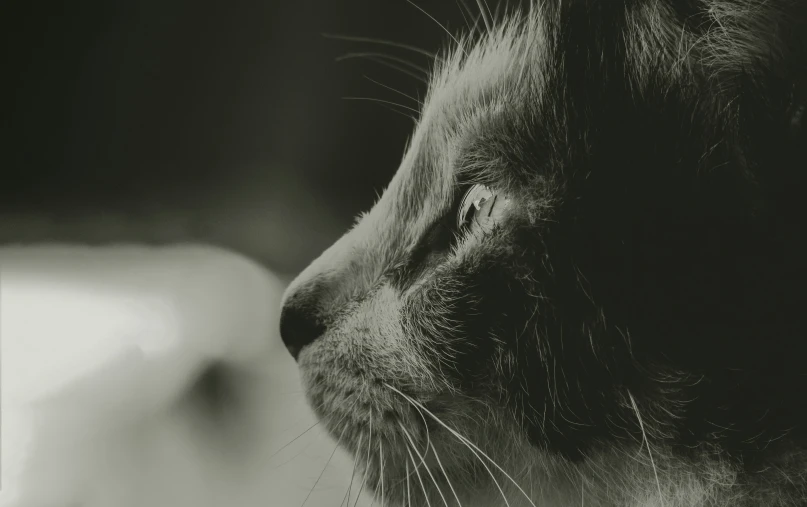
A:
[{"left": 457, "top": 184, "right": 509, "bottom": 232}]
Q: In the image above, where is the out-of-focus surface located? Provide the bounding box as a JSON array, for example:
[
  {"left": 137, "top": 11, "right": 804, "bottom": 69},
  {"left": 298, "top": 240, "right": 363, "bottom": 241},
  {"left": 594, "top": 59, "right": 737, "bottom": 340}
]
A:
[
  {"left": 3, "top": 2, "right": 470, "bottom": 504},
  {"left": 0, "top": 245, "right": 375, "bottom": 507},
  {"left": 4, "top": 0, "right": 469, "bottom": 276}
]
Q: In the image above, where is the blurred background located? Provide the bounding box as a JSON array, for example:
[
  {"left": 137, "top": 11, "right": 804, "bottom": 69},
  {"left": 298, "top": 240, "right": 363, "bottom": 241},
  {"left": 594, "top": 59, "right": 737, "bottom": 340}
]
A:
[
  {"left": 2, "top": 3, "right": 492, "bottom": 505},
  {"left": 3, "top": 0, "right": 477, "bottom": 278}
]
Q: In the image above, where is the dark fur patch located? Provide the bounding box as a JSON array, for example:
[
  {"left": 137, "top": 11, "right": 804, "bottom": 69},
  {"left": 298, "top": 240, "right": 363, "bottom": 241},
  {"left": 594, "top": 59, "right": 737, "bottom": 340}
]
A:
[{"left": 281, "top": 1, "right": 807, "bottom": 504}]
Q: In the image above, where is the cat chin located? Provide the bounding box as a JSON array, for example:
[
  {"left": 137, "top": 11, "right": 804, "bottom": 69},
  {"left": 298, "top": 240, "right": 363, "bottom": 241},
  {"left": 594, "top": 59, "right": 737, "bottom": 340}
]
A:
[{"left": 359, "top": 445, "right": 746, "bottom": 507}]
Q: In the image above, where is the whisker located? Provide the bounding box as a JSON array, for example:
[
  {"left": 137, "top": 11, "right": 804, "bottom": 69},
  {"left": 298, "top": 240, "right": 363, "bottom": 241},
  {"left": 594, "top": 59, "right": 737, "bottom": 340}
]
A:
[
  {"left": 385, "top": 383, "right": 533, "bottom": 507},
  {"left": 342, "top": 96, "right": 421, "bottom": 116},
  {"left": 466, "top": 10, "right": 486, "bottom": 41},
  {"left": 352, "top": 419, "right": 374, "bottom": 507},
  {"left": 430, "top": 442, "right": 463, "bottom": 507},
  {"left": 301, "top": 442, "right": 341, "bottom": 507},
  {"left": 343, "top": 433, "right": 364, "bottom": 507},
  {"left": 320, "top": 399, "right": 363, "bottom": 507},
  {"left": 474, "top": 0, "right": 493, "bottom": 33},
  {"left": 490, "top": 0, "right": 503, "bottom": 26},
  {"left": 405, "top": 439, "right": 434, "bottom": 507},
  {"left": 308, "top": 422, "right": 350, "bottom": 507},
  {"left": 363, "top": 75, "right": 424, "bottom": 106},
  {"left": 323, "top": 32, "right": 438, "bottom": 60},
  {"left": 339, "top": 55, "right": 429, "bottom": 84},
  {"left": 405, "top": 0, "right": 467, "bottom": 56},
  {"left": 444, "top": 430, "right": 510, "bottom": 507},
  {"left": 274, "top": 427, "right": 327, "bottom": 469},
  {"left": 370, "top": 466, "right": 382, "bottom": 507},
  {"left": 343, "top": 97, "right": 418, "bottom": 122},
  {"left": 342, "top": 97, "right": 420, "bottom": 114},
  {"left": 340, "top": 485, "right": 351, "bottom": 507},
  {"left": 628, "top": 391, "right": 665, "bottom": 505},
  {"left": 387, "top": 388, "right": 506, "bottom": 506},
  {"left": 581, "top": 473, "right": 585, "bottom": 507},
  {"left": 406, "top": 460, "right": 412, "bottom": 507},
  {"left": 455, "top": 0, "right": 474, "bottom": 30},
  {"left": 336, "top": 52, "right": 430, "bottom": 75},
  {"left": 269, "top": 421, "right": 320, "bottom": 459},
  {"left": 380, "top": 440, "right": 386, "bottom": 506},
  {"left": 393, "top": 394, "right": 433, "bottom": 470},
  {"left": 400, "top": 423, "right": 450, "bottom": 507}
]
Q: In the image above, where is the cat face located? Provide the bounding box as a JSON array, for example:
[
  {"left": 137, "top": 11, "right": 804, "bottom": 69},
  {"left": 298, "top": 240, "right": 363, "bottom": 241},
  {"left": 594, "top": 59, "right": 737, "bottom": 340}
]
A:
[{"left": 280, "top": 2, "right": 807, "bottom": 506}]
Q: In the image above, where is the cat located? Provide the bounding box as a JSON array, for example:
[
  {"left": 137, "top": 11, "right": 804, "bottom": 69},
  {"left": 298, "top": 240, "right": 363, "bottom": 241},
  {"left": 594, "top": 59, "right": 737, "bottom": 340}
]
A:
[{"left": 279, "top": 1, "right": 807, "bottom": 505}]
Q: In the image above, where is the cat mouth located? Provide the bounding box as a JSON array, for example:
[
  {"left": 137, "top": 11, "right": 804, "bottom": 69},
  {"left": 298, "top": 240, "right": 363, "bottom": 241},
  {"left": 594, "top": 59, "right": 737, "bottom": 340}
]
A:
[
  {"left": 299, "top": 367, "right": 457, "bottom": 503},
  {"left": 329, "top": 385, "right": 469, "bottom": 507},
  {"left": 304, "top": 376, "right": 532, "bottom": 506},
  {"left": 296, "top": 342, "right": 535, "bottom": 505}
]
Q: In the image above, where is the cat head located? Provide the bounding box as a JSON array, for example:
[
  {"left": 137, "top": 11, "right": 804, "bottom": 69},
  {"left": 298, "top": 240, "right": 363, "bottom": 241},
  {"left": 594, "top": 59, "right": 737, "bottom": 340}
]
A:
[{"left": 279, "top": 1, "right": 807, "bottom": 505}]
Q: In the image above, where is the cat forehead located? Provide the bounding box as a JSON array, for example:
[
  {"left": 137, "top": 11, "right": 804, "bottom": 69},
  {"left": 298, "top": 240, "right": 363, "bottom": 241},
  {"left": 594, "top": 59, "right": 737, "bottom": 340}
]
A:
[
  {"left": 424, "top": 11, "right": 548, "bottom": 128},
  {"left": 360, "top": 0, "right": 724, "bottom": 250},
  {"left": 377, "top": 12, "right": 551, "bottom": 221},
  {"left": 418, "top": 10, "right": 549, "bottom": 164}
]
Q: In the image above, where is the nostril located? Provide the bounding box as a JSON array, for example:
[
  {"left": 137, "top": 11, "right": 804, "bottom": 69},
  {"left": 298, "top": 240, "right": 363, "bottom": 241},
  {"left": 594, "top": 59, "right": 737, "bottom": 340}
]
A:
[{"left": 279, "top": 302, "right": 326, "bottom": 361}]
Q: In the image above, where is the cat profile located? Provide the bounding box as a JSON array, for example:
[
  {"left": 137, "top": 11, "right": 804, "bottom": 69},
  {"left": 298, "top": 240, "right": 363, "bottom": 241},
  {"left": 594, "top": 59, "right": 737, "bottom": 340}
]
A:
[{"left": 280, "top": 1, "right": 807, "bottom": 505}]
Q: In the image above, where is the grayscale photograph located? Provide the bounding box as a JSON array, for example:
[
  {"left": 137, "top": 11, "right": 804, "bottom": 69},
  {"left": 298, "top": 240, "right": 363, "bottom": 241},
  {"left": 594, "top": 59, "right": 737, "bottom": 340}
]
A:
[{"left": 3, "top": 1, "right": 807, "bottom": 506}]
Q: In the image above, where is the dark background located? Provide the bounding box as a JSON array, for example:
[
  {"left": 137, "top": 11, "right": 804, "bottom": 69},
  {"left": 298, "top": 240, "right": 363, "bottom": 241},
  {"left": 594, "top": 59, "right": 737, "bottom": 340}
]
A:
[{"left": 4, "top": 0, "right": 473, "bottom": 276}]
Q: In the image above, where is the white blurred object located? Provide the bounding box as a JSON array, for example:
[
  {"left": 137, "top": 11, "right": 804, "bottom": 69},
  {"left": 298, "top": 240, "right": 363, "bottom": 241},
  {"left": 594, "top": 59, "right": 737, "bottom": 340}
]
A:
[{"left": 0, "top": 244, "right": 371, "bottom": 507}]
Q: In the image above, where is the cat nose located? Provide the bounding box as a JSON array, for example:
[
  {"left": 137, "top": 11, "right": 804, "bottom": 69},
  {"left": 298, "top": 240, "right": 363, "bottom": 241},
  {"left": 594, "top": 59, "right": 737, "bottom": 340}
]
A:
[{"left": 279, "top": 299, "right": 326, "bottom": 361}]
